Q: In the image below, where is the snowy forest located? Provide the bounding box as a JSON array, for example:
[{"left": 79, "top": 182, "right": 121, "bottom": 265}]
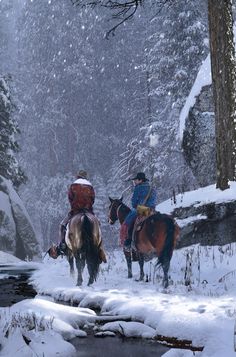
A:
[
  {"left": 0, "top": 0, "right": 233, "bottom": 251},
  {"left": 2, "top": 1, "right": 236, "bottom": 356}
]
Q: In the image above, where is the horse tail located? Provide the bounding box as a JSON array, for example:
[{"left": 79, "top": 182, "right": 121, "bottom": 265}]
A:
[
  {"left": 159, "top": 216, "right": 175, "bottom": 265},
  {"left": 81, "top": 214, "right": 100, "bottom": 281},
  {"left": 147, "top": 213, "right": 175, "bottom": 266}
]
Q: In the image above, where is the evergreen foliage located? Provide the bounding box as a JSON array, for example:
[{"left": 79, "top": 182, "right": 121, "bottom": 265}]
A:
[
  {"left": 0, "top": 77, "right": 26, "bottom": 188},
  {"left": 8, "top": 0, "right": 210, "bottom": 246},
  {"left": 114, "top": 0, "right": 208, "bottom": 201}
]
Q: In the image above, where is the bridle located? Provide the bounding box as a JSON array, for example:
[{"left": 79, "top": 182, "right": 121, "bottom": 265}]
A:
[{"left": 108, "top": 201, "right": 123, "bottom": 225}]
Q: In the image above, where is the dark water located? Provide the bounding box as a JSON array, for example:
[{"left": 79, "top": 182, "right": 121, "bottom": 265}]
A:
[
  {"left": 71, "top": 335, "right": 169, "bottom": 357},
  {"left": 0, "top": 265, "right": 37, "bottom": 307}
]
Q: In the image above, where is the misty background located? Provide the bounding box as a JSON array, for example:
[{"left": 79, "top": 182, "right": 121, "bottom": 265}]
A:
[{"left": 0, "top": 0, "right": 210, "bottom": 250}]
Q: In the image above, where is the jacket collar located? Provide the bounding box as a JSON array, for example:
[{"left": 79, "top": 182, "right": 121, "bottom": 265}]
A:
[{"left": 73, "top": 178, "right": 92, "bottom": 186}]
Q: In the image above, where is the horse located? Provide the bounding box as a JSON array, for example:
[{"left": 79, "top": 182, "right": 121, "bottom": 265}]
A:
[
  {"left": 108, "top": 197, "right": 180, "bottom": 288},
  {"left": 65, "top": 212, "right": 106, "bottom": 286}
]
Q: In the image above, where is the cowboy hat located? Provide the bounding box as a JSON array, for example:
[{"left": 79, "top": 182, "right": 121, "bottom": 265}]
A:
[
  {"left": 130, "top": 172, "right": 149, "bottom": 181},
  {"left": 76, "top": 170, "right": 88, "bottom": 179}
]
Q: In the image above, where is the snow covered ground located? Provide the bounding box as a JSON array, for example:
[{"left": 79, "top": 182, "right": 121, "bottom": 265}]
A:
[
  {"left": 1, "top": 184, "right": 236, "bottom": 356},
  {"left": 0, "top": 243, "right": 236, "bottom": 357}
]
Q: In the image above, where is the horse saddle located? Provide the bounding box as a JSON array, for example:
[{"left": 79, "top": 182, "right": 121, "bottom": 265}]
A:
[
  {"left": 132, "top": 211, "right": 158, "bottom": 246},
  {"left": 131, "top": 216, "right": 145, "bottom": 249},
  {"left": 135, "top": 216, "right": 146, "bottom": 232}
]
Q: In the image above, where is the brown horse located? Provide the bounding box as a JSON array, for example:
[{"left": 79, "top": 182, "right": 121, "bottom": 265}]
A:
[
  {"left": 108, "top": 197, "right": 180, "bottom": 288},
  {"left": 65, "top": 212, "right": 106, "bottom": 286}
]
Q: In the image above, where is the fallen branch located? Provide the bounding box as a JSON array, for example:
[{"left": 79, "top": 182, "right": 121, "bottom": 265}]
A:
[
  {"left": 95, "top": 315, "right": 132, "bottom": 323},
  {"left": 219, "top": 269, "right": 236, "bottom": 283},
  {"left": 154, "top": 334, "right": 204, "bottom": 352}
]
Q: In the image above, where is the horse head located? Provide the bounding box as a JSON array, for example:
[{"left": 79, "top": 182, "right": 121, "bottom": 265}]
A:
[{"left": 108, "top": 196, "right": 123, "bottom": 225}]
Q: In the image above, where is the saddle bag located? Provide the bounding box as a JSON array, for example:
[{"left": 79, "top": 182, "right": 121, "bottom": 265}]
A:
[{"left": 137, "top": 205, "right": 151, "bottom": 217}]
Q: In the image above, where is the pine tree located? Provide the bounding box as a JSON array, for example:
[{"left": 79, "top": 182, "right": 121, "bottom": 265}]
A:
[
  {"left": 0, "top": 76, "right": 26, "bottom": 188},
  {"left": 116, "top": 0, "right": 207, "bottom": 200}
]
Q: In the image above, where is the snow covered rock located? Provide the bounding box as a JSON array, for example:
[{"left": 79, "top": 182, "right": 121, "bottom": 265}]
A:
[
  {"left": 175, "top": 200, "right": 236, "bottom": 248},
  {"left": 182, "top": 84, "right": 216, "bottom": 187},
  {"left": 157, "top": 183, "right": 236, "bottom": 247},
  {"left": 0, "top": 175, "right": 41, "bottom": 260}
]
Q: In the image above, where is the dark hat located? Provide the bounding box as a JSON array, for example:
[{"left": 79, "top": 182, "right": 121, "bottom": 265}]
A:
[
  {"left": 130, "top": 172, "right": 149, "bottom": 181},
  {"left": 76, "top": 170, "right": 88, "bottom": 179}
]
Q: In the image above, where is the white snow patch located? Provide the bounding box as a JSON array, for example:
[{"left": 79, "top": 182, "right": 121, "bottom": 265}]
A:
[
  {"left": 179, "top": 54, "right": 211, "bottom": 140},
  {"left": 157, "top": 181, "right": 236, "bottom": 214}
]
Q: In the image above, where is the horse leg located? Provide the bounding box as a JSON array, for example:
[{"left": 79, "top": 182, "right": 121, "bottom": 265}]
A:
[
  {"left": 138, "top": 253, "right": 144, "bottom": 281},
  {"left": 124, "top": 250, "right": 132, "bottom": 278},
  {"left": 162, "top": 256, "right": 170, "bottom": 288},
  {"left": 87, "top": 259, "right": 96, "bottom": 286},
  {"left": 75, "top": 252, "right": 85, "bottom": 286},
  {"left": 68, "top": 253, "right": 75, "bottom": 277}
]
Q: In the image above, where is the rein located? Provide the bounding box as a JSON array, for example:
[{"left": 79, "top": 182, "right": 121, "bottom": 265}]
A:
[
  {"left": 116, "top": 204, "right": 122, "bottom": 221},
  {"left": 109, "top": 201, "right": 123, "bottom": 224}
]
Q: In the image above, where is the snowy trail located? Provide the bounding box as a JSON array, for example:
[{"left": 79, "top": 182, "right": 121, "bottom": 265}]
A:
[{"left": 1, "top": 246, "right": 236, "bottom": 356}]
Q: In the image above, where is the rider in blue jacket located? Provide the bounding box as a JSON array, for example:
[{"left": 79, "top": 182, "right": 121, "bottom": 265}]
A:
[{"left": 124, "top": 172, "right": 157, "bottom": 248}]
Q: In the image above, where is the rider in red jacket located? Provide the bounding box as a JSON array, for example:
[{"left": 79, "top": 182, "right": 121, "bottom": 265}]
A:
[
  {"left": 57, "top": 170, "right": 95, "bottom": 255},
  {"left": 68, "top": 173, "right": 95, "bottom": 213}
]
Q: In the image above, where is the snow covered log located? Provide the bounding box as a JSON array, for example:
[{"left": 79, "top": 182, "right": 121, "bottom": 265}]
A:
[{"left": 155, "top": 334, "right": 204, "bottom": 352}]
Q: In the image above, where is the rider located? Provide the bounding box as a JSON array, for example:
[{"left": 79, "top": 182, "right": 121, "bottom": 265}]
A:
[
  {"left": 124, "top": 172, "right": 157, "bottom": 249},
  {"left": 57, "top": 170, "right": 95, "bottom": 255}
]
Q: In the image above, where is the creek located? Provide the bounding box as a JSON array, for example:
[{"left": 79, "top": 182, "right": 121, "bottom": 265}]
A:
[{"left": 0, "top": 265, "right": 169, "bottom": 356}]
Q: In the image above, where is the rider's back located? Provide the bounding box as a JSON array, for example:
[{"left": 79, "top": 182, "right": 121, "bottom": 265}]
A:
[
  {"left": 68, "top": 178, "right": 95, "bottom": 211},
  {"left": 131, "top": 182, "right": 157, "bottom": 209}
]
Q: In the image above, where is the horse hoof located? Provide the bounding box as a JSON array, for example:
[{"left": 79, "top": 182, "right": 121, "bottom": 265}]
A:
[
  {"left": 128, "top": 273, "right": 133, "bottom": 278},
  {"left": 77, "top": 279, "right": 83, "bottom": 286},
  {"left": 163, "top": 280, "right": 169, "bottom": 289},
  {"left": 139, "top": 274, "right": 144, "bottom": 281},
  {"left": 70, "top": 270, "right": 75, "bottom": 278},
  {"left": 88, "top": 279, "right": 94, "bottom": 286}
]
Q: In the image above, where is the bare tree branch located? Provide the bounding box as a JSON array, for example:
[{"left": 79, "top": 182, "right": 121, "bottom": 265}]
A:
[
  {"left": 106, "top": 3, "right": 139, "bottom": 37},
  {"left": 71, "top": 0, "right": 175, "bottom": 37},
  {"left": 71, "top": 1, "right": 143, "bottom": 38}
]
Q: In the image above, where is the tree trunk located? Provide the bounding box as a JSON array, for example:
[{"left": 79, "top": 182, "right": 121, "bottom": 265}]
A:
[{"left": 208, "top": 0, "right": 236, "bottom": 189}]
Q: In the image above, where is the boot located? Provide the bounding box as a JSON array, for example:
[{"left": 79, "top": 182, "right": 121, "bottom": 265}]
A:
[
  {"left": 124, "top": 223, "right": 134, "bottom": 251},
  {"left": 48, "top": 245, "right": 59, "bottom": 259}
]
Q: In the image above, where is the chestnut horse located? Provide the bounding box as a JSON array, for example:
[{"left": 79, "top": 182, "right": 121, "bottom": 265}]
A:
[
  {"left": 65, "top": 212, "right": 106, "bottom": 286},
  {"left": 108, "top": 197, "right": 180, "bottom": 288}
]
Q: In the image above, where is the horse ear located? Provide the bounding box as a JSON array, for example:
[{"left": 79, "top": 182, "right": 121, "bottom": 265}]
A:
[
  {"left": 109, "top": 196, "right": 113, "bottom": 203},
  {"left": 119, "top": 195, "right": 123, "bottom": 202}
]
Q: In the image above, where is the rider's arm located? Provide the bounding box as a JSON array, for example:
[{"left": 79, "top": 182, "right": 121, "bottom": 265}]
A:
[
  {"left": 68, "top": 185, "right": 74, "bottom": 205},
  {"left": 91, "top": 186, "right": 95, "bottom": 205},
  {"left": 131, "top": 185, "right": 141, "bottom": 208}
]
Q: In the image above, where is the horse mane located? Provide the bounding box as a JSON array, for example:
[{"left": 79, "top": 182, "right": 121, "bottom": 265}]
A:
[{"left": 119, "top": 202, "right": 131, "bottom": 215}]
